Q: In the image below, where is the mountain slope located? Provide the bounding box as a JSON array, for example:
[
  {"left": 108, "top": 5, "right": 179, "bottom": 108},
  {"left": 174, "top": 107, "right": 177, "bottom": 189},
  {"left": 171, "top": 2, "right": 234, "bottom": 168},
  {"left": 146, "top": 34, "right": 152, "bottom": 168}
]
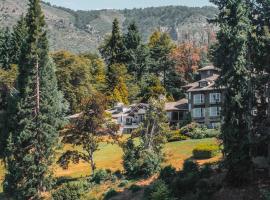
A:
[{"left": 0, "top": 0, "right": 218, "bottom": 53}]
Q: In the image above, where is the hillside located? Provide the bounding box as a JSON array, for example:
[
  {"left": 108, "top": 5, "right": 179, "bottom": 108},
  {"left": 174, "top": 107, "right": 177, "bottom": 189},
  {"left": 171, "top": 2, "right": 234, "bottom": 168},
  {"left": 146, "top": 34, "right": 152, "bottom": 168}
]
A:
[{"left": 0, "top": 0, "right": 218, "bottom": 53}]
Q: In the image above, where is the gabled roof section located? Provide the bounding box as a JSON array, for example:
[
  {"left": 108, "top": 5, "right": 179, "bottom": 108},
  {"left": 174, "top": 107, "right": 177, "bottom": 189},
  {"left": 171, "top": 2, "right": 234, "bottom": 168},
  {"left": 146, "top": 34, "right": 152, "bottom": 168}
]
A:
[
  {"left": 165, "top": 99, "right": 188, "bottom": 111},
  {"left": 198, "top": 65, "right": 221, "bottom": 72},
  {"left": 186, "top": 74, "right": 220, "bottom": 92}
]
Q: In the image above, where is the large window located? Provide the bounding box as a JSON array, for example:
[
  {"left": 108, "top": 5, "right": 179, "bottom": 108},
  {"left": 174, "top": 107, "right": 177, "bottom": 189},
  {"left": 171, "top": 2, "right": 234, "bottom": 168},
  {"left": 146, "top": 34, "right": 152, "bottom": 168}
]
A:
[
  {"left": 193, "top": 94, "right": 205, "bottom": 105},
  {"left": 210, "top": 93, "right": 221, "bottom": 104},
  {"left": 209, "top": 107, "right": 221, "bottom": 117},
  {"left": 192, "top": 108, "right": 205, "bottom": 118}
]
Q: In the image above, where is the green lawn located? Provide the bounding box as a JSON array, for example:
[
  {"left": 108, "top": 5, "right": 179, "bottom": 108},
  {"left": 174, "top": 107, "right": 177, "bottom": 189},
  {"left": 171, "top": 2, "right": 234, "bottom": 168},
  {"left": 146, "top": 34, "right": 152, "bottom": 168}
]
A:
[{"left": 0, "top": 138, "right": 221, "bottom": 193}]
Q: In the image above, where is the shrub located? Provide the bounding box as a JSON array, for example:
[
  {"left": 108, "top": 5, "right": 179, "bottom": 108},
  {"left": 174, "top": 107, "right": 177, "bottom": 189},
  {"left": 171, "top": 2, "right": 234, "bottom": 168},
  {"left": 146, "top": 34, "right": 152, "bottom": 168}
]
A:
[
  {"left": 52, "top": 182, "right": 83, "bottom": 200},
  {"left": 171, "top": 172, "right": 200, "bottom": 197},
  {"left": 167, "top": 130, "right": 189, "bottom": 142},
  {"left": 183, "top": 160, "right": 199, "bottom": 174},
  {"left": 159, "top": 165, "right": 177, "bottom": 184},
  {"left": 129, "top": 184, "right": 142, "bottom": 193},
  {"left": 118, "top": 180, "right": 129, "bottom": 187},
  {"left": 192, "top": 144, "right": 219, "bottom": 159},
  {"left": 144, "top": 180, "right": 172, "bottom": 200},
  {"left": 180, "top": 123, "right": 220, "bottom": 139},
  {"left": 103, "top": 189, "right": 118, "bottom": 200},
  {"left": 200, "top": 164, "right": 214, "bottom": 179},
  {"left": 91, "top": 169, "right": 110, "bottom": 184}
]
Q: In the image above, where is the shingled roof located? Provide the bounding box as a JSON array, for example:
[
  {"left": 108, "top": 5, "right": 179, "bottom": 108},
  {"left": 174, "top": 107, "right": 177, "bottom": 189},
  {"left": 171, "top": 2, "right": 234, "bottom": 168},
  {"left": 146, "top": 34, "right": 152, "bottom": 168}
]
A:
[{"left": 165, "top": 99, "right": 188, "bottom": 111}]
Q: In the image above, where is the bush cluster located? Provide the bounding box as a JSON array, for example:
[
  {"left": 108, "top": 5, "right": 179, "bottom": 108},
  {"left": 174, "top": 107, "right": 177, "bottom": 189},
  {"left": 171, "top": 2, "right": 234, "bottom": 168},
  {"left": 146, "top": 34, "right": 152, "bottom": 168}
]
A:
[
  {"left": 180, "top": 123, "right": 220, "bottom": 139},
  {"left": 144, "top": 180, "right": 172, "bottom": 200},
  {"left": 192, "top": 144, "right": 220, "bottom": 159},
  {"left": 166, "top": 130, "right": 189, "bottom": 142},
  {"left": 91, "top": 169, "right": 112, "bottom": 184},
  {"left": 52, "top": 180, "right": 89, "bottom": 200},
  {"left": 103, "top": 188, "right": 118, "bottom": 200},
  {"left": 154, "top": 160, "right": 217, "bottom": 200}
]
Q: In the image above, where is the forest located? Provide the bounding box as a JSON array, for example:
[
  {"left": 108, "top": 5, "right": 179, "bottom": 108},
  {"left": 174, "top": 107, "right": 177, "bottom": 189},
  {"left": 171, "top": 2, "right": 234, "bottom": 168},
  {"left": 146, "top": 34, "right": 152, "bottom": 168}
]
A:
[{"left": 0, "top": 0, "right": 270, "bottom": 200}]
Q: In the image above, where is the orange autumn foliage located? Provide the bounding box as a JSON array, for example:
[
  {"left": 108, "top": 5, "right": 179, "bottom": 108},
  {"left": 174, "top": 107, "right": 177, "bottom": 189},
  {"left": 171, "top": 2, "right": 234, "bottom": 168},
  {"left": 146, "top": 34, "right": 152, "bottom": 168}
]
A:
[{"left": 170, "top": 43, "right": 203, "bottom": 83}]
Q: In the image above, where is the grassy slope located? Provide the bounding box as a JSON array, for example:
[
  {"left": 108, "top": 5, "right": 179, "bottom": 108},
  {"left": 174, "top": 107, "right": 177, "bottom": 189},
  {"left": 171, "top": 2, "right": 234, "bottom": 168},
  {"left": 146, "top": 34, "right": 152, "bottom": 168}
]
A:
[{"left": 0, "top": 138, "right": 220, "bottom": 193}]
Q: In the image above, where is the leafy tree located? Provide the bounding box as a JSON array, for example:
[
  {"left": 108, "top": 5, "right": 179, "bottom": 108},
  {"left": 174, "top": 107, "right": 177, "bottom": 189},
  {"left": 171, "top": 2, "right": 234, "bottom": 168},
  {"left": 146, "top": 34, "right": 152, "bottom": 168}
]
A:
[
  {"left": 52, "top": 51, "right": 94, "bottom": 113},
  {"left": 3, "top": 0, "right": 67, "bottom": 198},
  {"left": 140, "top": 75, "right": 166, "bottom": 102},
  {"left": 137, "top": 98, "right": 169, "bottom": 153},
  {"left": 58, "top": 93, "right": 119, "bottom": 174},
  {"left": 210, "top": 0, "right": 253, "bottom": 185},
  {"left": 170, "top": 42, "right": 202, "bottom": 83},
  {"left": 122, "top": 98, "right": 168, "bottom": 177}
]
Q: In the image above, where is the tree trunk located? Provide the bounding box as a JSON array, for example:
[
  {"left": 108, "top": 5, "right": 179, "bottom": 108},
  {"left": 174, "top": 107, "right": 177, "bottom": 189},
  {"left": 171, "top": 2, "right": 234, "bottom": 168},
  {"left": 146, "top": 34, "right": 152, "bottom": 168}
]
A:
[{"left": 89, "top": 150, "right": 95, "bottom": 175}]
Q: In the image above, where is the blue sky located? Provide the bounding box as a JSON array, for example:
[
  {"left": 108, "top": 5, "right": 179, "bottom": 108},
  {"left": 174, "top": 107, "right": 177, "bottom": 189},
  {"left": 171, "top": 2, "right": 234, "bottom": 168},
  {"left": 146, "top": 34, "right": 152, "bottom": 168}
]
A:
[{"left": 44, "top": 0, "right": 213, "bottom": 10}]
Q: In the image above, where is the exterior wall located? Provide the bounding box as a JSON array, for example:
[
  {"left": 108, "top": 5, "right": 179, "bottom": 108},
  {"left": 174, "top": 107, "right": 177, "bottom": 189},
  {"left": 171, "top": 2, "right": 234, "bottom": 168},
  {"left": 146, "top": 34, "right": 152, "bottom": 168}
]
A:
[
  {"left": 189, "top": 90, "right": 222, "bottom": 128},
  {"left": 167, "top": 110, "right": 188, "bottom": 125},
  {"left": 200, "top": 70, "right": 219, "bottom": 79}
]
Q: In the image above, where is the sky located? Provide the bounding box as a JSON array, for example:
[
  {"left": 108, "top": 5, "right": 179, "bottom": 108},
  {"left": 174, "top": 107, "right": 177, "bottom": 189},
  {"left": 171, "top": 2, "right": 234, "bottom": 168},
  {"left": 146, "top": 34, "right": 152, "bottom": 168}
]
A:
[{"left": 44, "top": 0, "right": 213, "bottom": 11}]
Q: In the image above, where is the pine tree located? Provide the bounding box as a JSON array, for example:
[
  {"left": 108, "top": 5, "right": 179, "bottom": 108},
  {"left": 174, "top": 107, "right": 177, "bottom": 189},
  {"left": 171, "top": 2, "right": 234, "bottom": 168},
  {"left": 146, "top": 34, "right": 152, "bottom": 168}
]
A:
[
  {"left": 4, "top": 0, "right": 67, "bottom": 198},
  {"left": 124, "top": 22, "right": 150, "bottom": 81},
  {"left": 99, "top": 18, "right": 126, "bottom": 66},
  {"left": 11, "top": 15, "right": 28, "bottom": 65},
  {"left": 210, "top": 0, "right": 253, "bottom": 185},
  {"left": 0, "top": 28, "right": 13, "bottom": 70},
  {"left": 148, "top": 31, "right": 175, "bottom": 97}
]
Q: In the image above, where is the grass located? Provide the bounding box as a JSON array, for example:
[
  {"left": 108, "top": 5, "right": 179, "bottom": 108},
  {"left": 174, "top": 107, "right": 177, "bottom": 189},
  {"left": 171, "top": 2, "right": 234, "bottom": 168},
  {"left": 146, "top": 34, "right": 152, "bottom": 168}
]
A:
[{"left": 0, "top": 138, "right": 221, "bottom": 195}]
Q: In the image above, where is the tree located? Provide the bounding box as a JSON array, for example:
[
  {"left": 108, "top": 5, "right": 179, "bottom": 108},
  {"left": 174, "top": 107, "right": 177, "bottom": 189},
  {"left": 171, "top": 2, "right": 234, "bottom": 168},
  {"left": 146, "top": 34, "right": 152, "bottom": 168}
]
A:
[
  {"left": 140, "top": 75, "right": 166, "bottom": 102},
  {"left": 10, "top": 15, "right": 28, "bottom": 65},
  {"left": 4, "top": 0, "right": 67, "bottom": 198},
  {"left": 122, "top": 98, "right": 169, "bottom": 177},
  {"left": 0, "top": 28, "right": 13, "bottom": 70},
  {"left": 137, "top": 98, "right": 169, "bottom": 152},
  {"left": 99, "top": 18, "right": 127, "bottom": 66},
  {"left": 170, "top": 43, "right": 201, "bottom": 83},
  {"left": 52, "top": 51, "right": 94, "bottom": 113},
  {"left": 108, "top": 64, "right": 129, "bottom": 104},
  {"left": 210, "top": 0, "right": 253, "bottom": 185},
  {"left": 148, "top": 31, "right": 176, "bottom": 98},
  {"left": 58, "top": 93, "right": 119, "bottom": 174},
  {"left": 124, "top": 22, "right": 150, "bottom": 82}
]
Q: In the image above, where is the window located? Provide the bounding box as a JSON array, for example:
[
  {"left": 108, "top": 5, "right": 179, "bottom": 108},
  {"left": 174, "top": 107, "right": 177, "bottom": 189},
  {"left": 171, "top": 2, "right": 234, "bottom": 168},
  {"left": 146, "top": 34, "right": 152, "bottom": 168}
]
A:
[
  {"left": 210, "top": 93, "right": 221, "bottom": 104},
  {"left": 199, "top": 81, "right": 208, "bottom": 88},
  {"left": 193, "top": 94, "right": 205, "bottom": 104},
  {"left": 192, "top": 108, "right": 205, "bottom": 118},
  {"left": 209, "top": 107, "right": 221, "bottom": 117},
  {"left": 210, "top": 122, "right": 220, "bottom": 129}
]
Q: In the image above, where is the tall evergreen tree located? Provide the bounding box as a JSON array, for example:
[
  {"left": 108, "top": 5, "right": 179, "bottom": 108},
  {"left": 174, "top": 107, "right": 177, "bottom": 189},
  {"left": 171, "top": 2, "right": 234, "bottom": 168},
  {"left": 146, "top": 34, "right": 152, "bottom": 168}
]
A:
[
  {"left": 11, "top": 15, "right": 28, "bottom": 65},
  {"left": 99, "top": 19, "right": 129, "bottom": 103},
  {"left": 4, "top": 0, "right": 67, "bottom": 198},
  {"left": 148, "top": 31, "right": 178, "bottom": 99},
  {"left": 124, "top": 22, "right": 150, "bottom": 82},
  {"left": 99, "top": 18, "right": 126, "bottom": 66},
  {"left": 211, "top": 0, "right": 253, "bottom": 185},
  {"left": 0, "top": 28, "right": 13, "bottom": 70}
]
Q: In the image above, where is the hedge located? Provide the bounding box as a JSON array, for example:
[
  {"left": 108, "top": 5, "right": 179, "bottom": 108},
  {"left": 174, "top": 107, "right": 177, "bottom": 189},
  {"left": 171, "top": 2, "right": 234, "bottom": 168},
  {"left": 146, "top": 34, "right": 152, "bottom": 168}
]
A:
[{"left": 192, "top": 144, "right": 219, "bottom": 159}]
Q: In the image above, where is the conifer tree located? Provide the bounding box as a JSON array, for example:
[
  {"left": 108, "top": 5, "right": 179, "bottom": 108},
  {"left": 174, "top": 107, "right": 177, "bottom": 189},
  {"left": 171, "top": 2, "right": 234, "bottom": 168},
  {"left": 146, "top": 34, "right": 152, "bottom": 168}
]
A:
[
  {"left": 11, "top": 15, "right": 28, "bottom": 65},
  {"left": 0, "top": 28, "right": 13, "bottom": 70},
  {"left": 124, "top": 22, "right": 150, "bottom": 81},
  {"left": 148, "top": 31, "right": 176, "bottom": 98},
  {"left": 4, "top": 0, "right": 67, "bottom": 198},
  {"left": 211, "top": 0, "right": 253, "bottom": 185},
  {"left": 99, "top": 18, "right": 127, "bottom": 66}
]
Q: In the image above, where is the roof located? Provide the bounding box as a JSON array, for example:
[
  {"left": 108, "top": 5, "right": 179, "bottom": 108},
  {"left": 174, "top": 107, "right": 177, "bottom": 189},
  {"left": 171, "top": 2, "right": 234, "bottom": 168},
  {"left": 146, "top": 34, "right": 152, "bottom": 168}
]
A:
[
  {"left": 198, "top": 65, "right": 221, "bottom": 72},
  {"left": 186, "top": 74, "right": 220, "bottom": 92},
  {"left": 165, "top": 99, "right": 188, "bottom": 111}
]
